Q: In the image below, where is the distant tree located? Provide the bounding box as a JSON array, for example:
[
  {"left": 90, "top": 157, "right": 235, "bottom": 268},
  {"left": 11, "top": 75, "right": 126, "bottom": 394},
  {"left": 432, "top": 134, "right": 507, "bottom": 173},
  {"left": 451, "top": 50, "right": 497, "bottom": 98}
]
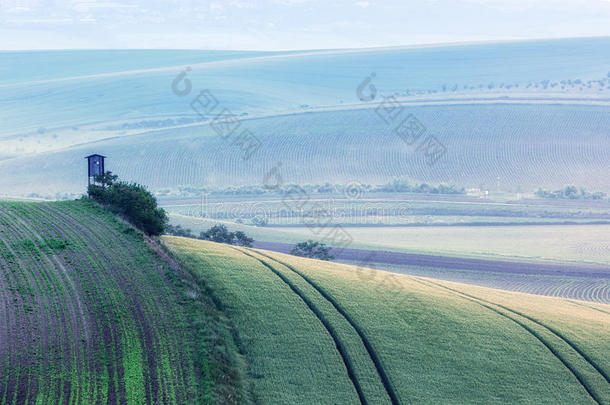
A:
[
  {"left": 563, "top": 185, "right": 579, "bottom": 199},
  {"left": 88, "top": 172, "right": 167, "bottom": 235},
  {"left": 591, "top": 192, "right": 607, "bottom": 200},
  {"left": 198, "top": 224, "right": 254, "bottom": 247},
  {"left": 535, "top": 186, "right": 607, "bottom": 201},
  {"left": 200, "top": 224, "right": 233, "bottom": 243},
  {"left": 233, "top": 231, "right": 254, "bottom": 247},
  {"left": 290, "top": 240, "right": 334, "bottom": 261}
]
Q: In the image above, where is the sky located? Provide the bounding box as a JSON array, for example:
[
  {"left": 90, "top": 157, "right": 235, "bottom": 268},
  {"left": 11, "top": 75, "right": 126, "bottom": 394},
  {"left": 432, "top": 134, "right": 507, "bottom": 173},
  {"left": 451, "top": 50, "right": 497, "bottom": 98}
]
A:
[{"left": 1, "top": 0, "right": 610, "bottom": 50}]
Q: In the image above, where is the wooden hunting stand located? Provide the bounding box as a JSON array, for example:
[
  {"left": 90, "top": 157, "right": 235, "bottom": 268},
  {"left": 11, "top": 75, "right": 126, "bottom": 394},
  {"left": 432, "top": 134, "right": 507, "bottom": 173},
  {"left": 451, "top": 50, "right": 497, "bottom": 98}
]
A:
[{"left": 86, "top": 154, "right": 106, "bottom": 197}]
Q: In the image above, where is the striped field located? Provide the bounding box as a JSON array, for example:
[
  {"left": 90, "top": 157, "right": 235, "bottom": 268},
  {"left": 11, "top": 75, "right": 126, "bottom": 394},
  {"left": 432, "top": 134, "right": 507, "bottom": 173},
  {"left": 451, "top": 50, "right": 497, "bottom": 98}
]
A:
[
  {"left": 0, "top": 201, "right": 202, "bottom": 404},
  {"left": 165, "top": 237, "right": 610, "bottom": 404}
]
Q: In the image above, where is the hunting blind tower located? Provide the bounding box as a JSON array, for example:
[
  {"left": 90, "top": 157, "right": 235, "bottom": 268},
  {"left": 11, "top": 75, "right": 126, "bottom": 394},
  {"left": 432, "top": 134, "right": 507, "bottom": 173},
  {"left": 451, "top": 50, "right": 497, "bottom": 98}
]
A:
[{"left": 86, "top": 154, "right": 106, "bottom": 193}]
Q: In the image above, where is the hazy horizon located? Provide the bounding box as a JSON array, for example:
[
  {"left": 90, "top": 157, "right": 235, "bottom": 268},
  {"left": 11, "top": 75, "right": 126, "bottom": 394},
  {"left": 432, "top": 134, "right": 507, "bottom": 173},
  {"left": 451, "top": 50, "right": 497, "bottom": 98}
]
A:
[{"left": 3, "top": 0, "right": 610, "bottom": 50}]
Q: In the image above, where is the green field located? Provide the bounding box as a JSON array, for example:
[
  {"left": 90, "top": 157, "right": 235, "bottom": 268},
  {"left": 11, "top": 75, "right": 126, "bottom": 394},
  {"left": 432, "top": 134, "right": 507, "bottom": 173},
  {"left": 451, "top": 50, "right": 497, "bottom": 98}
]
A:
[
  {"left": 165, "top": 236, "right": 610, "bottom": 404},
  {"left": 3, "top": 201, "right": 609, "bottom": 404},
  {"left": 0, "top": 201, "right": 240, "bottom": 404}
]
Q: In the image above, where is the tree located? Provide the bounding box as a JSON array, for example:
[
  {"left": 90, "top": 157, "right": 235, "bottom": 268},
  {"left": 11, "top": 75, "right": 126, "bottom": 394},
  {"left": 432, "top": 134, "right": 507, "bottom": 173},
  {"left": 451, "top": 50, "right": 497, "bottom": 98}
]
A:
[
  {"left": 200, "top": 224, "right": 233, "bottom": 243},
  {"left": 233, "top": 231, "right": 254, "bottom": 247},
  {"left": 290, "top": 240, "right": 334, "bottom": 261},
  {"left": 88, "top": 172, "right": 168, "bottom": 236},
  {"left": 198, "top": 225, "right": 254, "bottom": 247},
  {"left": 93, "top": 171, "right": 118, "bottom": 188}
]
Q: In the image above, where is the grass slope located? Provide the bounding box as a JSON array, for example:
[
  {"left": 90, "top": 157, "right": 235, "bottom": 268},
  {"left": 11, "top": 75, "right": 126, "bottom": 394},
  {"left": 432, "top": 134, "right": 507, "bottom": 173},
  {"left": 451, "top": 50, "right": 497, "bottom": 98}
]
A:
[
  {"left": 165, "top": 236, "right": 610, "bottom": 404},
  {"left": 0, "top": 200, "right": 234, "bottom": 404}
]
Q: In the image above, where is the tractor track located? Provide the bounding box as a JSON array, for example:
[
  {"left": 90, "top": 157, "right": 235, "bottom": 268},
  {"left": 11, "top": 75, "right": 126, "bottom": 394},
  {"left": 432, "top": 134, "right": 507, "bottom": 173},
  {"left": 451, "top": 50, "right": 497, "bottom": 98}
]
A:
[
  {"left": 230, "top": 247, "right": 370, "bottom": 405},
  {"left": 413, "top": 277, "right": 609, "bottom": 404},
  {"left": 248, "top": 249, "right": 402, "bottom": 405}
]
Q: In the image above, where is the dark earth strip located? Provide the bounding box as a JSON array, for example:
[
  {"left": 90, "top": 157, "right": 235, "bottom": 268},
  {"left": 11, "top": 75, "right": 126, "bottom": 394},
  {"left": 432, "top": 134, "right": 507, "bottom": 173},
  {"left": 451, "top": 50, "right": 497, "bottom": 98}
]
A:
[{"left": 253, "top": 242, "right": 610, "bottom": 279}]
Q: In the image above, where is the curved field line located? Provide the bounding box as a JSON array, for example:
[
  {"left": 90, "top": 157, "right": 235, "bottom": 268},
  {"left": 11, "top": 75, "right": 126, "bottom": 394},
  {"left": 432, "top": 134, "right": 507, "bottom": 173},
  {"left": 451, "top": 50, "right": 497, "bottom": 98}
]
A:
[
  {"left": 11, "top": 204, "right": 90, "bottom": 403},
  {"left": 421, "top": 278, "right": 610, "bottom": 384},
  {"left": 31, "top": 202, "right": 181, "bottom": 404},
  {"left": 248, "top": 249, "right": 401, "bottom": 405},
  {"left": 413, "top": 277, "right": 606, "bottom": 404},
  {"left": 230, "top": 247, "right": 368, "bottom": 405},
  {"left": 568, "top": 299, "right": 610, "bottom": 316},
  {"left": 49, "top": 202, "right": 192, "bottom": 404},
  {"left": 39, "top": 203, "right": 163, "bottom": 404},
  {"left": 25, "top": 205, "right": 123, "bottom": 404},
  {"left": 62, "top": 203, "right": 193, "bottom": 403},
  {"left": 0, "top": 205, "right": 69, "bottom": 404}
]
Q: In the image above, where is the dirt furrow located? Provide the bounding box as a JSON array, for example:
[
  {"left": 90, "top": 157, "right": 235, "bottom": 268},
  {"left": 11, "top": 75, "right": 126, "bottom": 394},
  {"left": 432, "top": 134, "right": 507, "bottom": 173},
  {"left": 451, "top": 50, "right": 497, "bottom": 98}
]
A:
[
  {"left": 0, "top": 206, "right": 58, "bottom": 405},
  {"left": 65, "top": 203, "right": 193, "bottom": 402},
  {"left": 10, "top": 204, "right": 90, "bottom": 404},
  {"left": 0, "top": 242, "right": 16, "bottom": 404}
]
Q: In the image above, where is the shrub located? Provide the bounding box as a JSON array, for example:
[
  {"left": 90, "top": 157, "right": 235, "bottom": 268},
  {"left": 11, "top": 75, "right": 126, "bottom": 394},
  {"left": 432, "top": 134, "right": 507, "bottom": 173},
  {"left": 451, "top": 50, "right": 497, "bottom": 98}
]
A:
[
  {"left": 199, "top": 224, "right": 254, "bottom": 247},
  {"left": 88, "top": 172, "right": 168, "bottom": 236},
  {"left": 535, "top": 186, "right": 607, "bottom": 201},
  {"left": 290, "top": 240, "right": 334, "bottom": 261},
  {"left": 233, "top": 231, "right": 254, "bottom": 247}
]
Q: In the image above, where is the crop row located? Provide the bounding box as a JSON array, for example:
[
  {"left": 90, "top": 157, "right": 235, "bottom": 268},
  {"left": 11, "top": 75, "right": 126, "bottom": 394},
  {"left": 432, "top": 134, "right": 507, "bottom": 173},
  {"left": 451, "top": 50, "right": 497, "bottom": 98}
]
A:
[{"left": 0, "top": 201, "right": 197, "bottom": 404}]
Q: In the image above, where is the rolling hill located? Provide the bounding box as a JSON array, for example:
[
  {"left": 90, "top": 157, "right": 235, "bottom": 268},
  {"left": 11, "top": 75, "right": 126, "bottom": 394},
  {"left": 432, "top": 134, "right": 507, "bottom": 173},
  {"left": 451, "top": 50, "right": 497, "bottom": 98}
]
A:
[
  {"left": 2, "top": 201, "right": 609, "bottom": 403},
  {"left": 0, "top": 200, "right": 244, "bottom": 404},
  {"left": 2, "top": 103, "right": 610, "bottom": 196},
  {"left": 2, "top": 38, "right": 610, "bottom": 197},
  {"left": 165, "top": 236, "right": 610, "bottom": 404}
]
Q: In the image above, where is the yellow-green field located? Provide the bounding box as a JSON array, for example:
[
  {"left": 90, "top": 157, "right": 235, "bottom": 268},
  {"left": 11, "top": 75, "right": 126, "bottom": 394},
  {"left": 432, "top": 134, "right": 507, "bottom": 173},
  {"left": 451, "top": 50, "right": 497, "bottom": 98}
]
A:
[{"left": 165, "top": 236, "right": 610, "bottom": 404}]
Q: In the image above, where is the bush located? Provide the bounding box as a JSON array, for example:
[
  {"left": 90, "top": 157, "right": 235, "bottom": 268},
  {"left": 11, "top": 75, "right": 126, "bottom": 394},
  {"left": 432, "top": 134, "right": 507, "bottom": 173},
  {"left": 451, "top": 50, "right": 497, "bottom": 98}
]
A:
[
  {"left": 199, "top": 225, "right": 254, "bottom": 247},
  {"left": 88, "top": 172, "right": 168, "bottom": 236},
  {"left": 290, "top": 240, "right": 334, "bottom": 261},
  {"left": 535, "top": 186, "right": 607, "bottom": 201}
]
